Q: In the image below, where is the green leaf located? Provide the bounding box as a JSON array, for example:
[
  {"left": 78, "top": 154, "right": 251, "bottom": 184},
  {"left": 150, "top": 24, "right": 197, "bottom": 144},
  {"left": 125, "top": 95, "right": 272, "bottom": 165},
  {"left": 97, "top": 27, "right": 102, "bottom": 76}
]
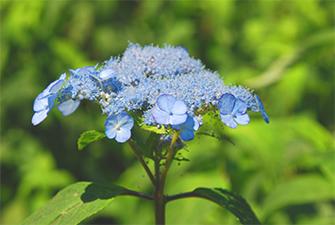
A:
[
  {"left": 77, "top": 130, "right": 105, "bottom": 150},
  {"left": 22, "top": 182, "right": 140, "bottom": 225},
  {"left": 168, "top": 187, "right": 261, "bottom": 225},
  {"left": 140, "top": 124, "right": 167, "bottom": 134}
]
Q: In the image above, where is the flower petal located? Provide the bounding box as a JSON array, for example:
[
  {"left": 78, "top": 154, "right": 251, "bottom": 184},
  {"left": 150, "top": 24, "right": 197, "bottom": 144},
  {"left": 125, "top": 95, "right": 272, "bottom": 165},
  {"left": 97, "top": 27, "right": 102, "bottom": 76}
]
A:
[
  {"left": 255, "top": 95, "right": 270, "bottom": 123},
  {"left": 99, "top": 69, "right": 115, "bottom": 80},
  {"left": 180, "top": 129, "right": 194, "bottom": 141},
  {"left": 235, "top": 113, "right": 250, "bottom": 125},
  {"left": 48, "top": 73, "right": 66, "bottom": 93},
  {"left": 33, "top": 94, "right": 49, "bottom": 111},
  {"left": 171, "top": 100, "right": 187, "bottom": 115},
  {"left": 170, "top": 114, "right": 187, "bottom": 125},
  {"left": 220, "top": 114, "right": 237, "bottom": 128},
  {"left": 115, "top": 128, "right": 131, "bottom": 143},
  {"left": 32, "top": 110, "right": 48, "bottom": 126},
  {"left": 105, "top": 127, "right": 117, "bottom": 139},
  {"left": 118, "top": 112, "right": 134, "bottom": 129},
  {"left": 58, "top": 99, "right": 80, "bottom": 116},
  {"left": 157, "top": 94, "right": 176, "bottom": 113},
  {"left": 232, "top": 99, "right": 248, "bottom": 115},
  {"left": 193, "top": 117, "right": 200, "bottom": 130},
  {"left": 152, "top": 106, "right": 170, "bottom": 124},
  {"left": 218, "top": 93, "right": 236, "bottom": 115}
]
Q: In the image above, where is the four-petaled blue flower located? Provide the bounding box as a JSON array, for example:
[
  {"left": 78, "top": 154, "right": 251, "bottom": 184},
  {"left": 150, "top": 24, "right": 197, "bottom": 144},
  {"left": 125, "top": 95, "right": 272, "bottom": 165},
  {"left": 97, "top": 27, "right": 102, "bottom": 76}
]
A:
[
  {"left": 218, "top": 93, "right": 250, "bottom": 128},
  {"left": 152, "top": 94, "right": 188, "bottom": 125},
  {"left": 172, "top": 115, "right": 199, "bottom": 141},
  {"left": 32, "top": 73, "right": 66, "bottom": 126},
  {"left": 105, "top": 112, "right": 134, "bottom": 143}
]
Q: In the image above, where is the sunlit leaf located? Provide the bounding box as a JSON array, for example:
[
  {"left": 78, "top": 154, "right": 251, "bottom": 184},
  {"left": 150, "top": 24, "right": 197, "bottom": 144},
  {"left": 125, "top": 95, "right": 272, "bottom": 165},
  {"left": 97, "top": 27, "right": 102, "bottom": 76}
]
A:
[
  {"left": 77, "top": 130, "right": 105, "bottom": 150},
  {"left": 22, "top": 182, "right": 141, "bottom": 225}
]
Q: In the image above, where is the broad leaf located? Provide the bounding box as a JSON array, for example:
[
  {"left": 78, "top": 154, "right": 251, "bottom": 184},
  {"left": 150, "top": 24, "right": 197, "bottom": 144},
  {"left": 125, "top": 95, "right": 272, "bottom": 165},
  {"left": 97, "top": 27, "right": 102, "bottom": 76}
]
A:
[
  {"left": 77, "top": 130, "right": 105, "bottom": 150},
  {"left": 22, "top": 182, "right": 137, "bottom": 225},
  {"left": 168, "top": 187, "right": 261, "bottom": 225}
]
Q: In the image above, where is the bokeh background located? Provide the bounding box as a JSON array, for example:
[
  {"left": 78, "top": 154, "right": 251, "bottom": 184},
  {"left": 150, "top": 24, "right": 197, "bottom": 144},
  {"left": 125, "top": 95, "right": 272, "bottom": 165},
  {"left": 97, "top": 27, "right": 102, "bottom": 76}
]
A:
[{"left": 1, "top": 0, "right": 334, "bottom": 224}]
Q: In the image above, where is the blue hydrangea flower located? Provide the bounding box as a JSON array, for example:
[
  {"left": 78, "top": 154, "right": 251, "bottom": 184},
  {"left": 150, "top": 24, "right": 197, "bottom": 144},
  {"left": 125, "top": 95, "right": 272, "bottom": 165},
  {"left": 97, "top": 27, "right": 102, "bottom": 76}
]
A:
[
  {"left": 105, "top": 112, "right": 134, "bottom": 143},
  {"left": 32, "top": 73, "right": 66, "bottom": 125},
  {"left": 218, "top": 93, "right": 250, "bottom": 128},
  {"left": 32, "top": 43, "right": 269, "bottom": 140},
  {"left": 152, "top": 94, "right": 188, "bottom": 125},
  {"left": 172, "top": 116, "right": 199, "bottom": 141}
]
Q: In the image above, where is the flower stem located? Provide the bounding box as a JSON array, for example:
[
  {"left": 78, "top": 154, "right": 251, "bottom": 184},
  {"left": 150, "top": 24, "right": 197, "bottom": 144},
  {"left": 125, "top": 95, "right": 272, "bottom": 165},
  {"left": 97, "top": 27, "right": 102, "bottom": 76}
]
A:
[
  {"left": 154, "top": 132, "right": 179, "bottom": 225},
  {"left": 128, "top": 139, "right": 156, "bottom": 186}
]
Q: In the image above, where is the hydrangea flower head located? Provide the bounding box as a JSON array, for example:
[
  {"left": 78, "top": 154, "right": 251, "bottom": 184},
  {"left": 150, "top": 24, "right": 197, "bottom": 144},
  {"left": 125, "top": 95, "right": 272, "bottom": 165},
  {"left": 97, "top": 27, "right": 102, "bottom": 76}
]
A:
[
  {"left": 218, "top": 94, "right": 250, "bottom": 128},
  {"left": 152, "top": 94, "right": 188, "bottom": 125},
  {"left": 105, "top": 112, "right": 134, "bottom": 143},
  {"left": 32, "top": 73, "right": 66, "bottom": 125},
  {"left": 32, "top": 43, "right": 269, "bottom": 143}
]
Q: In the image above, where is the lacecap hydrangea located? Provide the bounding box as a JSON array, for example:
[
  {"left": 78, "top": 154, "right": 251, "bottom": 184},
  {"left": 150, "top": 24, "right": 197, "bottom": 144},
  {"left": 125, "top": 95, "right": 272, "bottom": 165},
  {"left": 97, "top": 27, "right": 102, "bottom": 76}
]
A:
[{"left": 32, "top": 43, "right": 269, "bottom": 143}]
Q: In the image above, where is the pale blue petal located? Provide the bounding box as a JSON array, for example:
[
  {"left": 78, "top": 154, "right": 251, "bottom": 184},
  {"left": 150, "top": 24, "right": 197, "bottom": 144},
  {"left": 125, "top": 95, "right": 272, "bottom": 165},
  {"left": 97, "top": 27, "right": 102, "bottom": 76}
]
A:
[
  {"left": 218, "top": 94, "right": 236, "bottom": 115},
  {"left": 32, "top": 110, "right": 48, "bottom": 126},
  {"left": 99, "top": 69, "right": 115, "bottom": 80},
  {"left": 48, "top": 73, "right": 66, "bottom": 93},
  {"left": 58, "top": 99, "right": 80, "bottom": 116},
  {"left": 232, "top": 99, "right": 248, "bottom": 115},
  {"left": 105, "top": 127, "right": 117, "bottom": 139},
  {"left": 235, "top": 113, "right": 250, "bottom": 125},
  {"left": 157, "top": 94, "right": 176, "bottom": 113},
  {"left": 220, "top": 114, "right": 237, "bottom": 128},
  {"left": 255, "top": 95, "right": 270, "bottom": 123},
  {"left": 170, "top": 114, "right": 187, "bottom": 125},
  {"left": 152, "top": 106, "right": 170, "bottom": 124},
  {"left": 33, "top": 95, "right": 49, "bottom": 111},
  {"left": 180, "top": 129, "right": 194, "bottom": 141},
  {"left": 115, "top": 128, "right": 131, "bottom": 143},
  {"left": 118, "top": 112, "right": 134, "bottom": 129},
  {"left": 171, "top": 100, "right": 187, "bottom": 115},
  {"left": 193, "top": 117, "right": 200, "bottom": 130}
]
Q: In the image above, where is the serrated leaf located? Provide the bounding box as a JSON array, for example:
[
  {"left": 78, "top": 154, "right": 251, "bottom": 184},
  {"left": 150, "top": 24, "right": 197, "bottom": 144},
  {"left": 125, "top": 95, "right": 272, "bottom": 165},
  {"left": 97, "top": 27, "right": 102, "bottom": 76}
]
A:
[
  {"left": 77, "top": 130, "right": 105, "bottom": 150},
  {"left": 22, "top": 182, "right": 135, "bottom": 225},
  {"left": 168, "top": 187, "right": 261, "bottom": 225}
]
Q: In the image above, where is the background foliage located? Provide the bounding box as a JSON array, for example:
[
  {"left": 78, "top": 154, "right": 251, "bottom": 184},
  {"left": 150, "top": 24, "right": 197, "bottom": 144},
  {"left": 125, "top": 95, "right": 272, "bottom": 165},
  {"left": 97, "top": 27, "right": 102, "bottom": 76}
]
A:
[{"left": 1, "top": 0, "right": 334, "bottom": 224}]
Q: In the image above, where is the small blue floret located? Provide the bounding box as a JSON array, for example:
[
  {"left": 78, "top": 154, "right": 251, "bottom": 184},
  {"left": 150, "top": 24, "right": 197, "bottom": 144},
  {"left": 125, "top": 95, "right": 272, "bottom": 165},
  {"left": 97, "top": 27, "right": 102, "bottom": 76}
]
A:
[
  {"left": 105, "top": 112, "right": 134, "bottom": 143},
  {"left": 172, "top": 115, "right": 199, "bottom": 141},
  {"left": 32, "top": 73, "right": 66, "bottom": 126},
  {"left": 218, "top": 94, "right": 250, "bottom": 128},
  {"left": 152, "top": 94, "right": 187, "bottom": 125}
]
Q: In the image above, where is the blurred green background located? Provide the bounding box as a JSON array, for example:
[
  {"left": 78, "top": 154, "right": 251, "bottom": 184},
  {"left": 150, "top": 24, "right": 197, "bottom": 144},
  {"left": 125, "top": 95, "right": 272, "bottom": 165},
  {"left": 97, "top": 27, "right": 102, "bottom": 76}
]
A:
[{"left": 1, "top": 0, "right": 334, "bottom": 224}]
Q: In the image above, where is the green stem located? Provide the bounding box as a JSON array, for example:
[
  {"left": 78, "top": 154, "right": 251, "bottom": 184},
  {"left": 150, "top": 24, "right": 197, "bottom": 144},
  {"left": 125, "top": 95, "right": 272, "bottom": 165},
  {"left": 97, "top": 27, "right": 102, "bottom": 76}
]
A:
[
  {"left": 128, "top": 139, "right": 156, "bottom": 186},
  {"left": 154, "top": 132, "right": 179, "bottom": 225}
]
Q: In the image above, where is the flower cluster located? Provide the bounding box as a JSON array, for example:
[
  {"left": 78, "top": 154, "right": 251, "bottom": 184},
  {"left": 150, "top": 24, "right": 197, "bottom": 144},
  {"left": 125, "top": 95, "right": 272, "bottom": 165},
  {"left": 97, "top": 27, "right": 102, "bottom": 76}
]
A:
[{"left": 32, "top": 43, "right": 269, "bottom": 143}]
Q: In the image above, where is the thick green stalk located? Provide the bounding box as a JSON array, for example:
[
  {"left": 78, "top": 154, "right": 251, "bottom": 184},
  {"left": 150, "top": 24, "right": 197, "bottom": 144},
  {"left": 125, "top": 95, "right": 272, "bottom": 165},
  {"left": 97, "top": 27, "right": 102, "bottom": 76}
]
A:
[{"left": 154, "top": 132, "right": 179, "bottom": 225}]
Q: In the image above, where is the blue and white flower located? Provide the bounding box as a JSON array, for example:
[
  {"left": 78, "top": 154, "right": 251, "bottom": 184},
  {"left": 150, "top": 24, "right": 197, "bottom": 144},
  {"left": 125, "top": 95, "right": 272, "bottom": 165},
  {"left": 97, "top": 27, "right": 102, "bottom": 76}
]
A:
[
  {"left": 105, "top": 112, "right": 134, "bottom": 143},
  {"left": 152, "top": 94, "right": 188, "bottom": 125},
  {"left": 218, "top": 93, "right": 250, "bottom": 128},
  {"left": 32, "top": 73, "right": 66, "bottom": 125}
]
